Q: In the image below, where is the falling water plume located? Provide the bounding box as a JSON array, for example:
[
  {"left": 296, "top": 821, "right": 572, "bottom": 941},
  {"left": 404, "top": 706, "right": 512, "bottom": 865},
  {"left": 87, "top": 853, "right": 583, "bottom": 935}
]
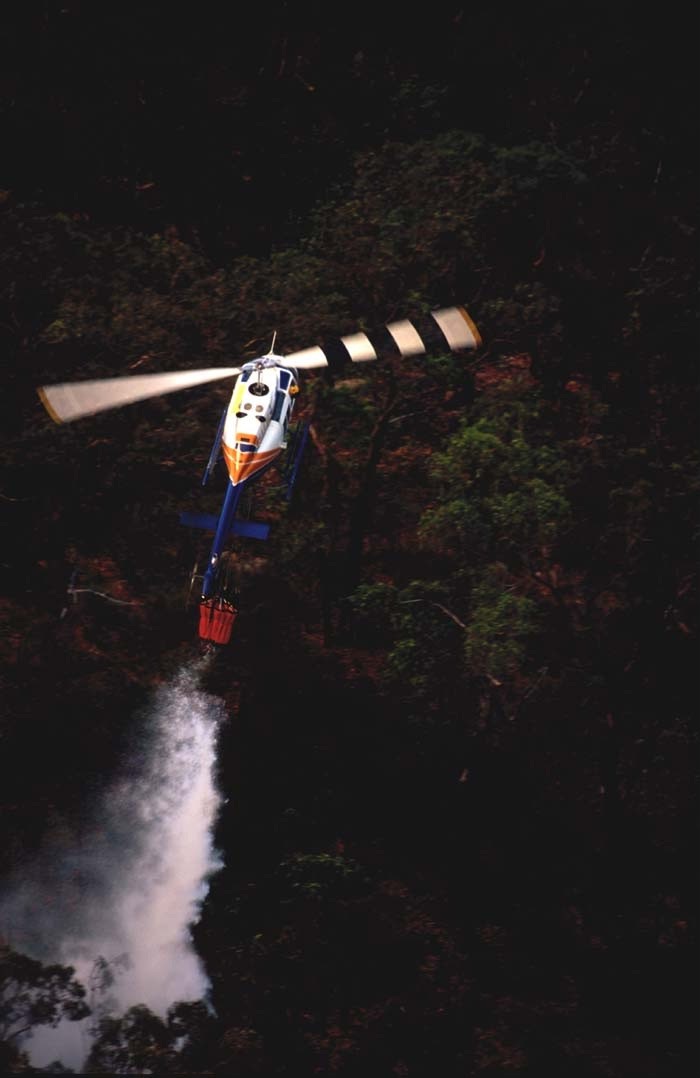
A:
[{"left": 0, "top": 654, "right": 227, "bottom": 1070}]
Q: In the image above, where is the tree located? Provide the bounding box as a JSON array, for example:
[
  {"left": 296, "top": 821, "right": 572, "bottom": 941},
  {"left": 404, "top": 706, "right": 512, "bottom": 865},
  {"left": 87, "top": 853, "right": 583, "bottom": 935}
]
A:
[
  {"left": 84, "top": 1004, "right": 175, "bottom": 1075},
  {"left": 83, "top": 999, "right": 219, "bottom": 1075},
  {"left": 0, "top": 944, "right": 89, "bottom": 1049}
]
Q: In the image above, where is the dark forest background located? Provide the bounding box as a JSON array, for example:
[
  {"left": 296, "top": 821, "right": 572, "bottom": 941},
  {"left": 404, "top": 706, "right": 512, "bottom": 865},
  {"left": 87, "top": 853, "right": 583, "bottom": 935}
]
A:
[{"left": 0, "top": 2, "right": 698, "bottom": 1074}]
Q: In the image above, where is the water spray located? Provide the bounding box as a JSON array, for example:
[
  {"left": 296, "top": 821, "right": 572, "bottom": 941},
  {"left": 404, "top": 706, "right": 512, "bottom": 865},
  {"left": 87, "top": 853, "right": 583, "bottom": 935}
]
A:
[{"left": 1, "top": 655, "right": 227, "bottom": 1070}]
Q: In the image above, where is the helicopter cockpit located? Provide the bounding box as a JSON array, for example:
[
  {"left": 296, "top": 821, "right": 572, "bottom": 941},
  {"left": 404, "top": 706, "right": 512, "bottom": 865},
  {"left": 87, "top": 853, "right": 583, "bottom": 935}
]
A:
[{"left": 226, "top": 359, "right": 298, "bottom": 460}]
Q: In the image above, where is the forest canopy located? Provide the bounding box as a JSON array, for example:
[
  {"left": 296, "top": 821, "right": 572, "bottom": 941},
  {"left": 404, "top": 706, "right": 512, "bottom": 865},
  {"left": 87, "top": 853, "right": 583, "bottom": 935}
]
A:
[{"left": 0, "top": 4, "right": 697, "bottom": 1075}]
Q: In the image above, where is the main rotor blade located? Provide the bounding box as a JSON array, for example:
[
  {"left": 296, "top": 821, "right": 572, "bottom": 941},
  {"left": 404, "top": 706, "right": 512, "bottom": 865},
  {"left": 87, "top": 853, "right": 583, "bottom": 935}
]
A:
[
  {"left": 38, "top": 367, "right": 242, "bottom": 424},
  {"left": 281, "top": 305, "right": 481, "bottom": 371}
]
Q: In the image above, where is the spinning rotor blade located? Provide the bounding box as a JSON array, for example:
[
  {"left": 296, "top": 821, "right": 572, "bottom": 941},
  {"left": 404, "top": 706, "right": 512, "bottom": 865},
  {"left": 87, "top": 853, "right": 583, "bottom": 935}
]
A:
[
  {"left": 38, "top": 367, "right": 242, "bottom": 424},
  {"left": 282, "top": 305, "right": 481, "bottom": 371},
  {"left": 37, "top": 306, "right": 481, "bottom": 422}
]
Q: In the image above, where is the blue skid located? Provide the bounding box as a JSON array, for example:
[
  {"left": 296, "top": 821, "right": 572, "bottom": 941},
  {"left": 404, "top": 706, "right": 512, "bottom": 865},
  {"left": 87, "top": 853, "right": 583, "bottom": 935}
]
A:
[
  {"left": 201, "top": 404, "right": 228, "bottom": 487},
  {"left": 282, "top": 421, "right": 310, "bottom": 500}
]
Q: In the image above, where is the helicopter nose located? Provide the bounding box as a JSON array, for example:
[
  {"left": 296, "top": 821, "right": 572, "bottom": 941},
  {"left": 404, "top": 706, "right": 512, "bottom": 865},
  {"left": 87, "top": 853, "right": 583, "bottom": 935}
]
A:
[
  {"left": 229, "top": 461, "right": 247, "bottom": 484},
  {"left": 224, "top": 452, "right": 251, "bottom": 484},
  {"left": 223, "top": 443, "right": 280, "bottom": 485}
]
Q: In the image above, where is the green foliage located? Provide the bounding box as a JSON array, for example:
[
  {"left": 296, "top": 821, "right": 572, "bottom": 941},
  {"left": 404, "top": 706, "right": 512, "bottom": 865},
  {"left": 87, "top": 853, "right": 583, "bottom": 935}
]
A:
[
  {"left": 419, "top": 497, "right": 492, "bottom": 557},
  {"left": 388, "top": 77, "right": 449, "bottom": 124},
  {"left": 346, "top": 383, "right": 582, "bottom": 702},
  {"left": 480, "top": 282, "right": 563, "bottom": 345},
  {"left": 38, "top": 228, "right": 217, "bottom": 370},
  {"left": 84, "top": 1004, "right": 175, "bottom": 1074},
  {"left": 425, "top": 421, "right": 507, "bottom": 494},
  {"left": 488, "top": 477, "right": 572, "bottom": 548},
  {"left": 304, "top": 130, "right": 491, "bottom": 311},
  {"left": 464, "top": 571, "right": 538, "bottom": 679},
  {"left": 492, "top": 141, "right": 588, "bottom": 190},
  {"left": 277, "top": 852, "right": 363, "bottom": 900},
  {"left": 224, "top": 250, "right": 353, "bottom": 348},
  {"left": 83, "top": 999, "right": 218, "bottom": 1074},
  {"left": 348, "top": 580, "right": 467, "bottom": 708},
  {"left": 347, "top": 582, "right": 401, "bottom": 633},
  {"left": 311, "top": 379, "right": 378, "bottom": 448},
  {"left": 421, "top": 349, "right": 475, "bottom": 393},
  {"left": 345, "top": 380, "right": 580, "bottom": 698},
  {"left": 419, "top": 410, "right": 573, "bottom": 563},
  {"left": 609, "top": 475, "right": 655, "bottom": 545}
]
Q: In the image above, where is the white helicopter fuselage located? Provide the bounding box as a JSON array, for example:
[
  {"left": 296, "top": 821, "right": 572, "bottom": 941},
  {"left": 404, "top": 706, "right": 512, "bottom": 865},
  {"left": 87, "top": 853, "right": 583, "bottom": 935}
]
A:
[{"left": 222, "top": 355, "right": 300, "bottom": 486}]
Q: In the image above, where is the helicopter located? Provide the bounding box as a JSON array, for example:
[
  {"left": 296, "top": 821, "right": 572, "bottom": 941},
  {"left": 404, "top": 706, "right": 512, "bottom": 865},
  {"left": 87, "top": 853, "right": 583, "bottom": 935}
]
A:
[{"left": 38, "top": 305, "right": 481, "bottom": 646}]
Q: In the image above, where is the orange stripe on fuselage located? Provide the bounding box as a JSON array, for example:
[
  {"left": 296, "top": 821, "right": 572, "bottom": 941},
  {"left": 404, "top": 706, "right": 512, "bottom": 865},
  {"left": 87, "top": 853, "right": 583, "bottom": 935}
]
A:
[{"left": 223, "top": 443, "right": 281, "bottom": 485}]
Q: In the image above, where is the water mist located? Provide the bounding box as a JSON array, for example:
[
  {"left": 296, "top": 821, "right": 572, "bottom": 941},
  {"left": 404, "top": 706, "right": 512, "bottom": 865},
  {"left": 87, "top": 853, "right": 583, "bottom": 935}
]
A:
[{"left": 1, "top": 656, "right": 227, "bottom": 1070}]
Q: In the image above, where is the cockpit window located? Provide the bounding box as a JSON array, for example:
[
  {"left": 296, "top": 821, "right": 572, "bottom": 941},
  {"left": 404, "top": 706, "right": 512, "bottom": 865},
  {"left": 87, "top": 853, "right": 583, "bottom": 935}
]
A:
[
  {"left": 271, "top": 389, "right": 285, "bottom": 422},
  {"left": 279, "top": 370, "right": 291, "bottom": 389}
]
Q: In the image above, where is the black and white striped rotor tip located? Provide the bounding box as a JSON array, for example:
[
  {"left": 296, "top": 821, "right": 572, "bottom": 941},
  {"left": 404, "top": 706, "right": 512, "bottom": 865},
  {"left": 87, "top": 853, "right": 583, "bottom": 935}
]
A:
[
  {"left": 282, "top": 305, "right": 481, "bottom": 371},
  {"left": 37, "top": 305, "right": 481, "bottom": 424}
]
